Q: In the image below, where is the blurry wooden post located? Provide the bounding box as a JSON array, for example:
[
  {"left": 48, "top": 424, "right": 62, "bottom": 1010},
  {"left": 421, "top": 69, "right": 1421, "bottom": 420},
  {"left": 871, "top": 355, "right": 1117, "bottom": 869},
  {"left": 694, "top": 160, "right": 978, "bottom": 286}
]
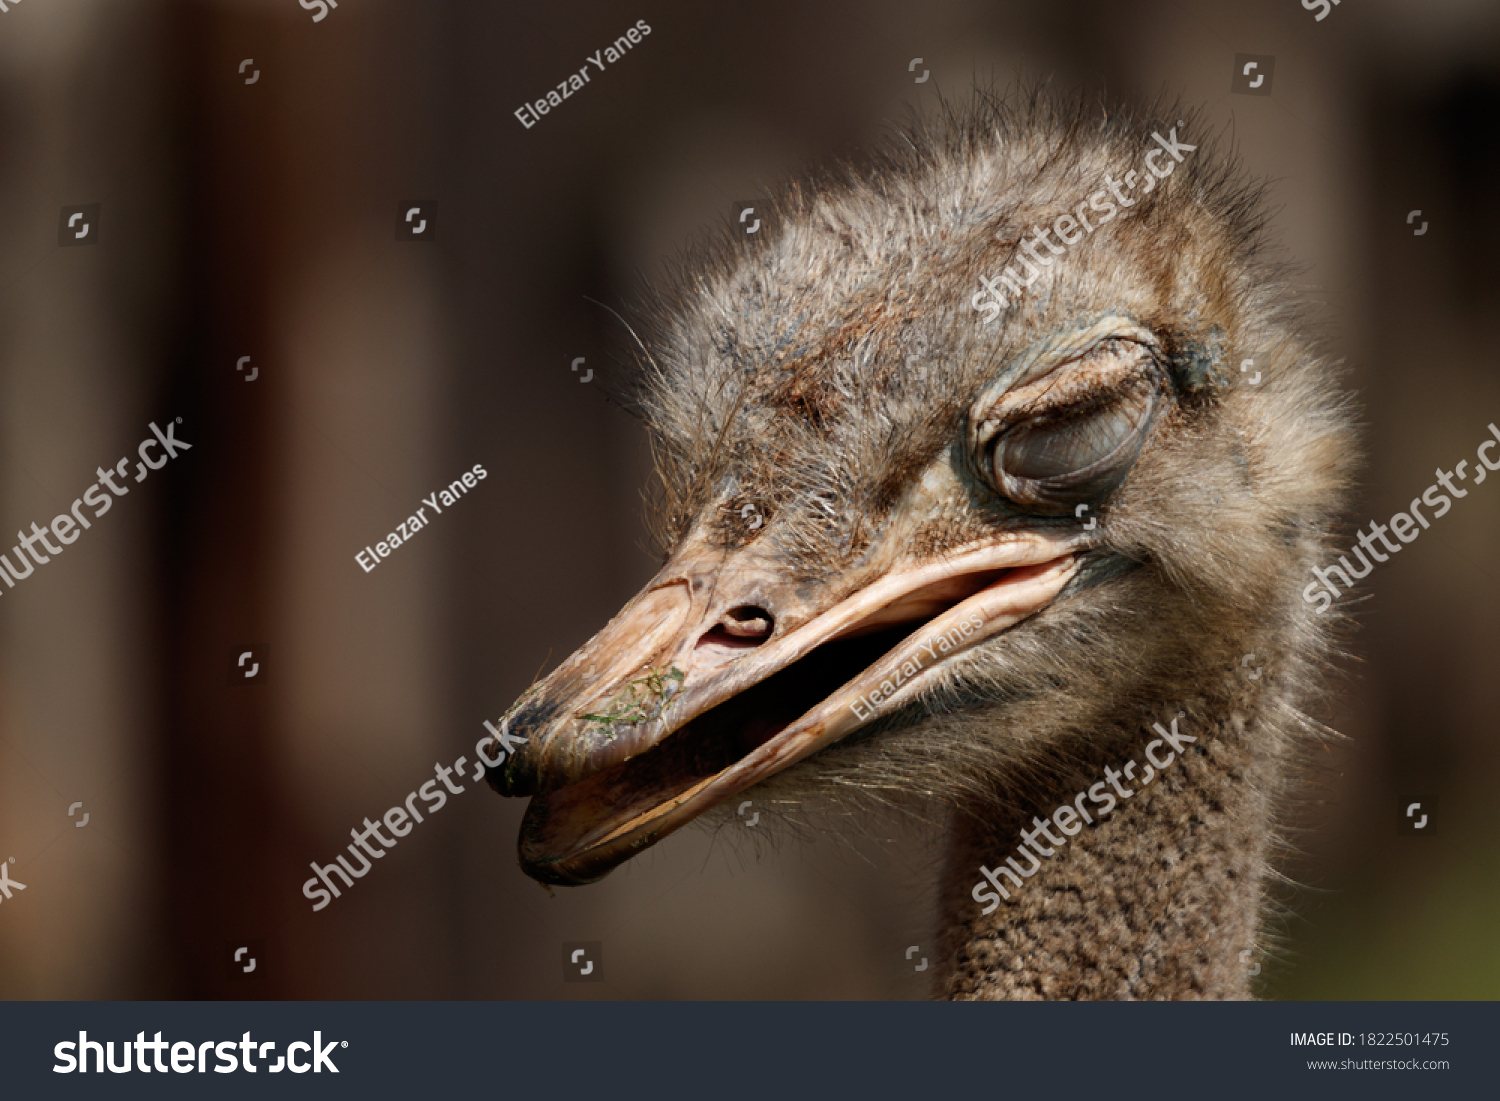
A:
[
  {"left": 154, "top": 0, "right": 293, "bottom": 997},
  {"left": 0, "top": 1, "right": 180, "bottom": 997},
  {"left": 157, "top": 0, "right": 456, "bottom": 995}
]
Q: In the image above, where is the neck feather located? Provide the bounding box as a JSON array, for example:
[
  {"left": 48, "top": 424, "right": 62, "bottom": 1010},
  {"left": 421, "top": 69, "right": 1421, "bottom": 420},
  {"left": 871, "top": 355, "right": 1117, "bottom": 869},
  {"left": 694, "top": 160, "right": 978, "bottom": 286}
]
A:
[{"left": 932, "top": 668, "right": 1291, "bottom": 1000}]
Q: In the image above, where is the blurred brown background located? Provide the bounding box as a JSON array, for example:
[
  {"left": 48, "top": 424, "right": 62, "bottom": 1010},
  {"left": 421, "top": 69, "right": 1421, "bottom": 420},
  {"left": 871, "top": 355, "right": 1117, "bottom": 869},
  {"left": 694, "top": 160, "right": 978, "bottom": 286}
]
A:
[{"left": 0, "top": 0, "right": 1496, "bottom": 999}]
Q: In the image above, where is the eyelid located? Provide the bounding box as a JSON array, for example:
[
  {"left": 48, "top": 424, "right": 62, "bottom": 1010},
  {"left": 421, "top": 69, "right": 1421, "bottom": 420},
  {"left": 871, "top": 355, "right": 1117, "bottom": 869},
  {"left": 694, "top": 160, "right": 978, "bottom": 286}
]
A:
[
  {"left": 999, "top": 386, "right": 1156, "bottom": 478},
  {"left": 1007, "top": 317, "right": 1159, "bottom": 389},
  {"left": 976, "top": 333, "right": 1160, "bottom": 444},
  {"left": 965, "top": 316, "right": 1163, "bottom": 480},
  {"left": 991, "top": 383, "right": 1159, "bottom": 511}
]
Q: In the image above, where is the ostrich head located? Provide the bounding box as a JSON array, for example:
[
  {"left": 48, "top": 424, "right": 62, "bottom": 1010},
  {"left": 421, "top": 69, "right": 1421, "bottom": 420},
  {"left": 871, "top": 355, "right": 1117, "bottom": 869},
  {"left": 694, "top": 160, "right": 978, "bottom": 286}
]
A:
[{"left": 491, "top": 94, "right": 1355, "bottom": 998}]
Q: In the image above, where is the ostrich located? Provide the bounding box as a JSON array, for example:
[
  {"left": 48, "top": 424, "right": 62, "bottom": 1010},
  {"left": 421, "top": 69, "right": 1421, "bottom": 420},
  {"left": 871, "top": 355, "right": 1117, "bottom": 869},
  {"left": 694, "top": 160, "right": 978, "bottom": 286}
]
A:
[{"left": 488, "top": 93, "right": 1355, "bottom": 999}]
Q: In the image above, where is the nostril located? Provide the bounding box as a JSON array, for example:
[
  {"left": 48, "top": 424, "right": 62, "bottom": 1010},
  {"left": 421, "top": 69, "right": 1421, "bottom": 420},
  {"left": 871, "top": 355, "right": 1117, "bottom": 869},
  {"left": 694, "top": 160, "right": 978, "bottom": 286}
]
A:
[
  {"left": 722, "top": 605, "right": 774, "bottom": 638},
  {"left": 698, "top": 605, "right": 775, "bottom": 650}
]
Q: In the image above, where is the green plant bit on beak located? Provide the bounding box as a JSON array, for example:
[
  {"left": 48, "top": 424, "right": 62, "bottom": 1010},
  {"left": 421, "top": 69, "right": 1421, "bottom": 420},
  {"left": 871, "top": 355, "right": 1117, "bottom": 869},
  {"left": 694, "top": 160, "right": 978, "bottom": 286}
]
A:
[{"left": 580, "top": 665, "right": 687, "bottom": 728}]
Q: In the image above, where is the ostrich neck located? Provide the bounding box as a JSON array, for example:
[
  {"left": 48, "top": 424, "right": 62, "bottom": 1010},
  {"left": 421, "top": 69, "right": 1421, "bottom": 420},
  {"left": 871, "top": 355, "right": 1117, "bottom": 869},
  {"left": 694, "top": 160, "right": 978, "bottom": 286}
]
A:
[{"left": 932, "top": 669, "right": 1289, "bottom": 1000}]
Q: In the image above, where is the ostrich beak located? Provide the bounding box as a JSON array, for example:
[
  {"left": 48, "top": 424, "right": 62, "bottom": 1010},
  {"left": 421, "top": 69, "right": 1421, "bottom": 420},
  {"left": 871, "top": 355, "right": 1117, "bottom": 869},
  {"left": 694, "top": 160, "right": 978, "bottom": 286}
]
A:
[{"left": 490, "top": 533, "right": 1079, "bottom": 885}]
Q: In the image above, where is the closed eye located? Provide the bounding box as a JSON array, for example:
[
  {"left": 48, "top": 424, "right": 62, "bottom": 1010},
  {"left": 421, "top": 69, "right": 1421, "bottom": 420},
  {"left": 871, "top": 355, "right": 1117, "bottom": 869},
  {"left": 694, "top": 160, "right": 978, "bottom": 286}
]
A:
[{"left": 982, "top": 339, "right": 1163, "bottom": 514}]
